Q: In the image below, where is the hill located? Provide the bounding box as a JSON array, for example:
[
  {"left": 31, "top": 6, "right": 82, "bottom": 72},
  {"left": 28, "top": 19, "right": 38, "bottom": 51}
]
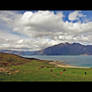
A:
[
  {"left": 1, "top": 42, "right": 92, "bottom": 55},
  {"left": 0, "top": 53, "right": 92, "bottom": 81},
  {"left": 0, "top": 53, "right": 38, "bottom": 67},
  {"left": 38, "top": 42, "right": 92, "bottom": 55}
]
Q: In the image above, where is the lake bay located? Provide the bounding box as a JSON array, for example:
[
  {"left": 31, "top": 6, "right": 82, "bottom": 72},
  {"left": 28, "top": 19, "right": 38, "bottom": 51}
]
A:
[{"left": 22, "top": 55, "right": 92, "bottom": 67}]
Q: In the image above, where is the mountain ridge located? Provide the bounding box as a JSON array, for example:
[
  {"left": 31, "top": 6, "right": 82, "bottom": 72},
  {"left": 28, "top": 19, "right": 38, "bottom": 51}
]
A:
[
  {"left": 1, "top": 42, "right": 92, "bottom": 55},
  {"left": 38, "top": 42, "right": 92, "bottom": 55}
]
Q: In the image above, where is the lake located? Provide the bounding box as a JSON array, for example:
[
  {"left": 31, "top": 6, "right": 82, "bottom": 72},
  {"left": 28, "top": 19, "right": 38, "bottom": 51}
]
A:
[{"left": 22, "top": 55, "right": 92, "bottom": 67}]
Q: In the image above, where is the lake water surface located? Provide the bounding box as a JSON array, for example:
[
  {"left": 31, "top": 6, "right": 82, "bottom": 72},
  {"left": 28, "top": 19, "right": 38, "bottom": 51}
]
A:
[{"left": 22, "top": 55, "right": 92, "bottom": 67}]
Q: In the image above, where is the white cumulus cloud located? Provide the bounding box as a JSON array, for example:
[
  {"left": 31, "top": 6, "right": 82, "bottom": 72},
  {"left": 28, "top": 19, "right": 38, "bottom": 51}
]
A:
[
  {"left": 0, "top": 10, "right": 92, "bottom": 51},
  {"left": 68, "top": 11, "right": 86, "bottom": 21}
]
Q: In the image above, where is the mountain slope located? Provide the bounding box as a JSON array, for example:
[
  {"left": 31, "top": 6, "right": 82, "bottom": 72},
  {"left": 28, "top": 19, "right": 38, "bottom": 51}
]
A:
[
  {"left": 1, "top": 42, "right": 92, "bottom": 55},
  {"left": 0, "top": 50, "right": 38, "bottom": 55},
  {"left": 38, "top": 42, "right": 92, "bottom": 55}
]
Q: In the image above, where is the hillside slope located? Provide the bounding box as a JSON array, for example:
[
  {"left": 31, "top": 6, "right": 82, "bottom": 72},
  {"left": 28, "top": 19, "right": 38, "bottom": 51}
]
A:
[
  {"left": 0, "top": 53, "right": 35, "bottom": 67},
  {"left": 0, "top": 53, "right": 92, "bottom": 81},
  {"left": 38, "top": 42, "right": 92, "bottom": 55}
]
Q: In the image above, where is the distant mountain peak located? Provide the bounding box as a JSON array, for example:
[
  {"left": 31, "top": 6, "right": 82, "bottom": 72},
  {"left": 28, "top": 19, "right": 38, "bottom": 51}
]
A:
[
  {"left": 1, "top": 42, "right": 92, "bottom": 55},
  {"left": 38, "top": 42, "right": 92, "bottom": 55}
]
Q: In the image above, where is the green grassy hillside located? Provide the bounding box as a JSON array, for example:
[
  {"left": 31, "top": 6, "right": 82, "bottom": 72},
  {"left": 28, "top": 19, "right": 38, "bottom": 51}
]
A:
[
  {"left": 0, "top": 53, "right": 92, "bottom": 82},
  {"left": 0, "top": 53, "right": 31, "bottom": 66}
]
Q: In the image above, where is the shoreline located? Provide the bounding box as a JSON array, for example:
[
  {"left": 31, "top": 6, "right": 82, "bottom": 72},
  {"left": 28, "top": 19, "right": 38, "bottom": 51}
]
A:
[
  {"left": 24, "top": 56, "right": 90, "bottom": 69},
  {"left": 48, "top": 60, "right": 90, "bottom": 68}
]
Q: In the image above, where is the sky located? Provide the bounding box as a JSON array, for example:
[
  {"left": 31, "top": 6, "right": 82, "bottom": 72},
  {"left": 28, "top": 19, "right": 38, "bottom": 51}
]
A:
[{"left": 1, "top": 10, "right": 92, "bottom": 51}]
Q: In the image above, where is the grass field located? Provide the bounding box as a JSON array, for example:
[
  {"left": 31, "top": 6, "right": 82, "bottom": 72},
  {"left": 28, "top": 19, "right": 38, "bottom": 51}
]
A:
[{"left": 0, "top": 53, "right": 92, "bottom": 82}]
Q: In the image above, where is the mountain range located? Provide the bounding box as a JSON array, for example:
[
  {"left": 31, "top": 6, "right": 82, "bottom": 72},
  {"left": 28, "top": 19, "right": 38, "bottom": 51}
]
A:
[
  {"left": 37, "top": 42, "right": 92, "bottom": 55},
  {"left": 1, "top": 42, "right": 92, "bottom": 55},
  {"left": 0, "top": 50, "right": 37, "bottom": 56}
]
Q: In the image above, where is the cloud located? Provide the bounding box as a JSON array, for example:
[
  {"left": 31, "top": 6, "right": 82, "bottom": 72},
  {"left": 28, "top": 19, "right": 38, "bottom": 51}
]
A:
[
  {"left": 68, "top": 11, "right": 86, "bottom": 21},
  {"left": 0, "top": 10, "right": 92, "bottom": 51}
]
